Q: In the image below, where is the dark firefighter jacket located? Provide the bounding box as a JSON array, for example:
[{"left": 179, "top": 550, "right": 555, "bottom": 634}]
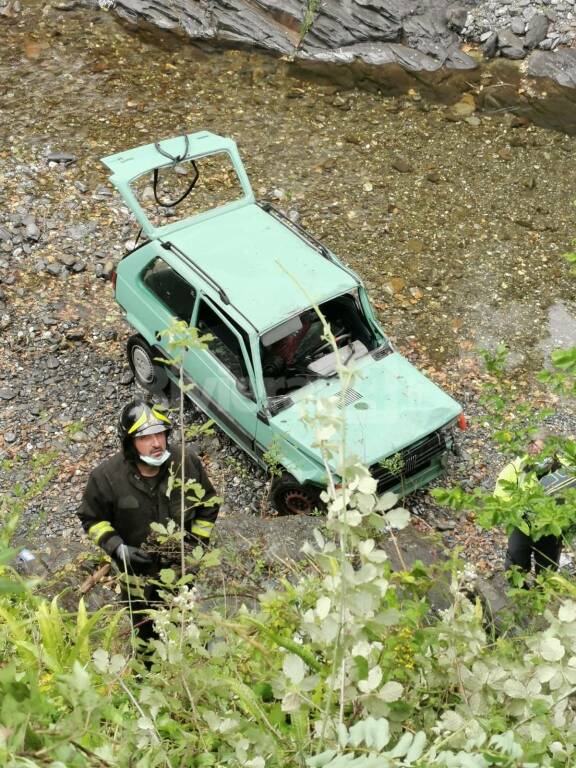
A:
[{"left": 77, "top": 445, "right": 219, "bottom": 579}]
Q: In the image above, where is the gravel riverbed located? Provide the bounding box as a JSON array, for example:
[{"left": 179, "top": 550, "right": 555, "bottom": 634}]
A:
[{"left": 1, "top": 0, "right": 575, "bottom": 582}]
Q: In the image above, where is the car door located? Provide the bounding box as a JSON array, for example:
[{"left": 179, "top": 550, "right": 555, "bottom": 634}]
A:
[{"left": 185, "top": 296, "right": 259, "bottom": 457}]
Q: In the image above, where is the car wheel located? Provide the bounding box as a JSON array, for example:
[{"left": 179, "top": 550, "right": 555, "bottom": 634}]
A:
[
  {"left": 269, "top": 473, "right": 322, "bottom": 516},
  {"left": 127, "top": 335, "right": 169, "bottom": 394}
]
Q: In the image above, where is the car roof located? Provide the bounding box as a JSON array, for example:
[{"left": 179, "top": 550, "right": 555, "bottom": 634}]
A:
[{"left": 159, "top": 202, "right": 360, "bottom": 333}]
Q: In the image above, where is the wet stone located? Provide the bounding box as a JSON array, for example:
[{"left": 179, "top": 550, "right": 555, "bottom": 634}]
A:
[
  {"left": 46, "top": 151, "right": 77, "bottom": 164},
  {"left": 391, "top": 157, "right": 414, "bottom": 173}
]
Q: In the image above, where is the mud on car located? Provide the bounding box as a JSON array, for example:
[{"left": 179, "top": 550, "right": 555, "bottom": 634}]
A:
[{"left": 102, "top": 131, "right": 464, "bottom": 514}]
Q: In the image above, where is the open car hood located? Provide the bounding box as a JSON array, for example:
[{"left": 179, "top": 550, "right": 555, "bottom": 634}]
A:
[{"left": 269, "top": 352, "right": 461, "bottom": 467}]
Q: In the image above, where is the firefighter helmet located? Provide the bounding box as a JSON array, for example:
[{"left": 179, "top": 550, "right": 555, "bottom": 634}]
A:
[{"left": 118, "top": 400, "right": 172, "bottom": 453}]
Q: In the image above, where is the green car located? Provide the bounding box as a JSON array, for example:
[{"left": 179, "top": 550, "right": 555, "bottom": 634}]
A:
[{"left": 103, "top": 131, "right": 463, "bottom": 514}]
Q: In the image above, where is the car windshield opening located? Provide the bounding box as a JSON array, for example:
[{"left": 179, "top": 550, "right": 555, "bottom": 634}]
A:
[{"left": 260, "top": 292, "right": 379, "bottom": 398}]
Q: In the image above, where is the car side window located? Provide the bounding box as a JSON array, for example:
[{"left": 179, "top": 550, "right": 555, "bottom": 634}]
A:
[
  {"left": 196, "top": 300, "right": 253, "bottom": 389},
  {"left": 141, "top": 257, "right": 196, "bottom": 322}
]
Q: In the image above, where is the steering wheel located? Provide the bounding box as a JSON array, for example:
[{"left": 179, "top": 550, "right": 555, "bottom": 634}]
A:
[{"left": 308, "top": 333, "right": 352, "bottom": 359}]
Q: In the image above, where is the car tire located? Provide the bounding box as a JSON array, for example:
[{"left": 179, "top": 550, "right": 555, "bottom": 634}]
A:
[
  {"left": 269, "top": 473, "right": 322, "bottom": 516},
  {"left": 127, "top": 335, "right": 169, "bottom": 394}
]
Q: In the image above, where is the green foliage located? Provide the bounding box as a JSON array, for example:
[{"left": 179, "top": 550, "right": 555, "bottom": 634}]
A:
[
  {"left": 539, "top": 346, "right": 576, "bottom": 397},
  {"left": 478, "top": 344, "right": 553, "bottom": 456},
  {"left": 300, "top": 0, "right": 321, "bottom": 42},
  {"left": 263, "top": 438, "right": 284, "bottom": 480}
]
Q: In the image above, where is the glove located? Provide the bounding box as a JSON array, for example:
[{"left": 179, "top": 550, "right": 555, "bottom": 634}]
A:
[{"left": 114, "top": 543, "right": 154, "bottom": 568}]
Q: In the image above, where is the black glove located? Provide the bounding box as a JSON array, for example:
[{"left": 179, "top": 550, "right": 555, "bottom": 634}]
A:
[{"left": 114, "top": 543, "right": 154, "bottom": 568}]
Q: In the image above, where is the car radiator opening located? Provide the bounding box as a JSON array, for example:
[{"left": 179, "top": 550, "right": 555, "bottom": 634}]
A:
[{"left": 370, "top": 431, "right": 446, "bottom": 494}]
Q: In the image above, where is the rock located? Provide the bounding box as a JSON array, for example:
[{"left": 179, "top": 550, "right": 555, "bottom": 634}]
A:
[
  {"left": 4, "top": 432, "right": 17, "bottom": 444},
  {"left": 446, "top": 6, "right": 468, "bottom": 33},
  {"left": 384, "top": 277, "right": 406, "bottom": 295},
  {"left": 435, "top": 518, "right": 456, "bottom": 531},
  {"left": 527, "top": 49, "right": 576, "bottom": 89},
  {"left": 70, "top": 430, "right": 89, "bottom": 443},
  {"left": 391, "top": 157, "right": 413, "bottom": 173},
  {"left": 111, "top": 0, "right": 477, "bottom": 72},
  {"left": 446, "top": 92, "right": 476, "bottom": 120},
  {"left": 45, "top": 263, "right": 62, "bottom": 277},
  {"left": 0, "top": 388, "right": 17, "bottom": 400},
  {"left": 482, "top": 31, "right": 498, "bottom": 59},
  {"left": 24, "top": 218, "right": 40, "bottom": 241},
  {"left": 102, "top": 260, "right": 115, "bottom": 279},
  {"left": 46, "top": 152, "right": 77, "bottom": 165},
  {"left": 525, "top": 13, "right": 549, "bottom": 50},
  {"left": 119, "top": 371, "right": 134, "bottom": 385},
  {"left": 46, "top": 357, "right": 60, "bottom": 370},
  {"left": 426, "top": 170, "right": 442, "bottom": 183},
  {"left": 497, "top": 29, "right": 527, "bottom": 59},
  {"left": 65, "top": 327, "right": 85, "bottom": 341},
  {"left": 0, "top": 226, "right": 11, "bottom": 241},
  {"left": 510, "top": 18, "right": 525, "bottom": 36},
  {"left": 58, "top": 253, "right": 77, "bottom": 268}
]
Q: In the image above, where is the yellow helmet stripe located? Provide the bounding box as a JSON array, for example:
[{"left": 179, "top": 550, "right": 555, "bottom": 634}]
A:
[
  {"left": 127, "top": 411, "right": 147, "bottom": 435},
  {"left": 151, "top": 407, "right": 171, "bottom": 424}
]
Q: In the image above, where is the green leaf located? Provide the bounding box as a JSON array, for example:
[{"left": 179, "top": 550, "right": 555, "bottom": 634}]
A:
[
  {"left": 159, "top": 568, "right": 176, "bottom": 585},
  {"left": 354, "top": 655, "right": 369, "bottom": 681}
]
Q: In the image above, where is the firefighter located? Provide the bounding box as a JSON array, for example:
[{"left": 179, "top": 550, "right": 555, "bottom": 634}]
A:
[
  {"left": 78, "top": 398, "right": 219, "bottom": 645},
  {"left": 494, "top": 430, "right": 563, "bottom": 578}
]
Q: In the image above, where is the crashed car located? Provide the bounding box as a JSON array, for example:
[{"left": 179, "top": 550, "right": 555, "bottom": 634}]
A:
[{"left": 102, "top": 131, "right": 464, "bottom": 514}]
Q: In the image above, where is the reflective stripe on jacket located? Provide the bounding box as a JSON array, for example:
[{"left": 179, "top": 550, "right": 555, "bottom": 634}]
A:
[{"left": 77, "top": 445, "right": 219, "bottom": 574}]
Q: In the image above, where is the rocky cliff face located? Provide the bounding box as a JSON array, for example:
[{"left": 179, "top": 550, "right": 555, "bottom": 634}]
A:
[
  {"left": 101, "top": 0, "right": 576, "bottom": 132},
  {"left": 111, "top": 0, "right": 479, "bottom": 72}
]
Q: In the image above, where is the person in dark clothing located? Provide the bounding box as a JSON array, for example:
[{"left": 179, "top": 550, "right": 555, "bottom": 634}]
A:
[
  {"left": 494, "top": 430, "right": 564, "bottom": 578},
  {"left": 78, "top": 399, "right": 219, "bottom": 646}
]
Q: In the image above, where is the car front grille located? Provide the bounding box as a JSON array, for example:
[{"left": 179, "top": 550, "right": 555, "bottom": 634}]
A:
[{"left": 370, "top": 431, "right": 446, "bottom": 493}]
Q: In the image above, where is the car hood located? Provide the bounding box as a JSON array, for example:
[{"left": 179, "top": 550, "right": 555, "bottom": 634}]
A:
[{"left": 269, "top": 352, "right": 461, "bottom": 467}]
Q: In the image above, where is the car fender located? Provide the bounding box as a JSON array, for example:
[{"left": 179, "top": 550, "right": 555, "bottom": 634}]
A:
[
  {"left": 123, "top": 314, "right": 163, "bottom": 352},
  {"left": 269, "top": 428, "right": 327, "bottom": 486}
]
